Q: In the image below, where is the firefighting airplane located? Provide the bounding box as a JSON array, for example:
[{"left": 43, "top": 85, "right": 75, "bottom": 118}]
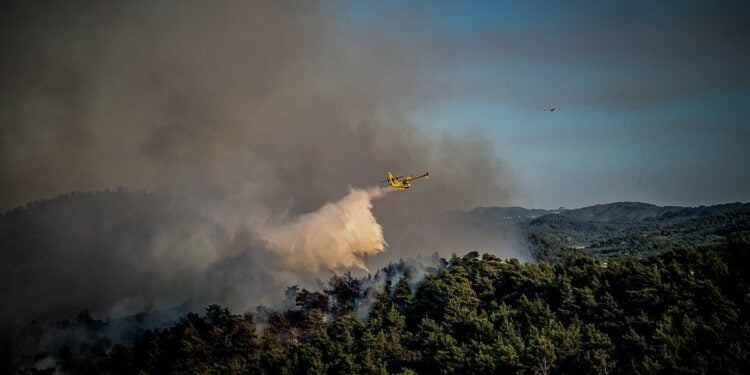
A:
[{"left": 382, "top": 170, "right": 429, "bottom": 189}]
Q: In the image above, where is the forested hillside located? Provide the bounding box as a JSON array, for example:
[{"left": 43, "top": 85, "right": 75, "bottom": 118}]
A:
[
  {"left": 4, "top": 193, "right": 750, "bottom": 373},
  {"left": 15, "top": 241, "right": 750, "bottom": 374}
]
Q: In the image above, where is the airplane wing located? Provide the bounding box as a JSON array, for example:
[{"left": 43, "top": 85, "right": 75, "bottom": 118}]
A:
[{"left": 411, "top": 171, "right": 429, "bottom": 180}]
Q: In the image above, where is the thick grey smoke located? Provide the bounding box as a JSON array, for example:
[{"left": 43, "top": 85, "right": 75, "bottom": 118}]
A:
[{"left": 0, "top": 0, "right": 518, "bottom": 326}]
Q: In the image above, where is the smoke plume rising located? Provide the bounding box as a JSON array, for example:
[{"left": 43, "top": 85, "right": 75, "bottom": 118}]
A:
[{"left": 0, "top": 0, "right": 520, "bottom": 328}]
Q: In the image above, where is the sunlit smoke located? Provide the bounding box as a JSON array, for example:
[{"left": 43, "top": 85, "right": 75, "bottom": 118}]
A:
[
  {"left": 0, "top": 0, "right": 518, "bottom": 331},
  {"left": 260, "top": 187, "right": 390, "bottom": 273}
]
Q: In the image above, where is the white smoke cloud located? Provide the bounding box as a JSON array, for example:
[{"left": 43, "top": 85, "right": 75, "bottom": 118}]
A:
[{"left": 260, "top": 187, "right": 390, "bottom": 273}]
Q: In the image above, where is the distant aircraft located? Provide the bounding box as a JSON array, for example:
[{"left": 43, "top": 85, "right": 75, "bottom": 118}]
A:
[
  {"left": 548, "top": 107, "right": 557, "bottom": 112},
  {"left": 382, "top": 170, "right": 429, "bottom": 189}
]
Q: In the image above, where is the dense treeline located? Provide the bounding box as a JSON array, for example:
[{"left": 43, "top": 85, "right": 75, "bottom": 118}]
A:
[{"left": 20, "top": 240, "right": 750, "bottom": 374}]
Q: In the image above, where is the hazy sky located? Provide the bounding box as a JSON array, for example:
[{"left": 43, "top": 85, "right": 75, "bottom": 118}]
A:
[
  {"left": 1, "top": 0, "right": 748, "bottom": 210},
  {"left": 347, "top": 0, "right": 750, "bottom": 208}
]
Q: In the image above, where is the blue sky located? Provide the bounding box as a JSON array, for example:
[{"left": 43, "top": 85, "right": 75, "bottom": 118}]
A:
[{"left": 344, "top": 0, "right": 750, "bottom": 208}]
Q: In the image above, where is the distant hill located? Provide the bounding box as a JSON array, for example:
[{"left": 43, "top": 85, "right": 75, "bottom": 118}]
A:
[
  {"left": 447, "top": 201, "right": 750, "bottom": 261},
  {"left": 560, "top": 201, "right": 750, "bottom": 223},
  {"left": 560, "top": 202, "right": 676, "bottom": 222},
  {"left": 462, "top": 201, "right": 750, "bottom": 224}
]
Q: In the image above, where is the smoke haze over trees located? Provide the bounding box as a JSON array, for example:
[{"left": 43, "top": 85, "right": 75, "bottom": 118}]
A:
[
  {"left": 0, "top": 0, "right": 519, "bottom": 329},
  {"left": 11, "top": 241, "right": 750, "bottom": 373}
]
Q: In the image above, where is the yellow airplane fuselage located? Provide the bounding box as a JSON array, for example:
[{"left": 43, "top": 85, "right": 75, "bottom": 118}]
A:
[
  {"left": 385, "top": 170, "right": 428, "bottom": 189},
  {"left": 387, "top": 171, "right": 410, "bottom": 189}
]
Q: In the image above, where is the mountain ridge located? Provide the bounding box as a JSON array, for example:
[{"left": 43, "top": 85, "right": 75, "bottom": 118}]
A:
[{"left": 464, "top": 201, "right": 750, "bottom": 224}]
